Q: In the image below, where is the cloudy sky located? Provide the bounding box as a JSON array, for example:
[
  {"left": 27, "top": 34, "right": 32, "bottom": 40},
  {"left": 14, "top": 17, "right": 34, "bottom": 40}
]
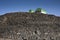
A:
[{"left": 0, "top": 0, "right": 60, "bottom": 16}]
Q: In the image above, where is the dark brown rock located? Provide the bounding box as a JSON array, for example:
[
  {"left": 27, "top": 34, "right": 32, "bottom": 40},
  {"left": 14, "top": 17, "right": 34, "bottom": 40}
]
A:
[{"left": 0, "top": 12, "right": 60, "bottom": 40}]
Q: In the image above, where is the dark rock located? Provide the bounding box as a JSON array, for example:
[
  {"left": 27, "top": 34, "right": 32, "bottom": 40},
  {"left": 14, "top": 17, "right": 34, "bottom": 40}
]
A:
[{"left": 0, "top": 12, "right": 60, "bottom": 40}]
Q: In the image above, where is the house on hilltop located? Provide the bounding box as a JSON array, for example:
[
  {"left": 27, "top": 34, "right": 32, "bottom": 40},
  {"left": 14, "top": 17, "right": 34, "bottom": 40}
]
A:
[
  {"left": 35, "top": 8, "right": 47, "bottom": 14},
  {"left": 28, "top": 8, "right": 47, "bottom": 14}
]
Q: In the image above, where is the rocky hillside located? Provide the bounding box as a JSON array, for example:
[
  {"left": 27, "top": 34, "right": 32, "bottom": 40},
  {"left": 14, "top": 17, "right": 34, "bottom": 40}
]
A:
[{"left": 0, "top": 12, "right": 60, "bottom": 40}]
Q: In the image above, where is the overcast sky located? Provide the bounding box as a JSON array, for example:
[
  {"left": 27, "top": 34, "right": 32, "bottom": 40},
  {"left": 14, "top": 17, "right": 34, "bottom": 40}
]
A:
[{"left": 0, "top": 0, "right": 60, "bottom": 16}]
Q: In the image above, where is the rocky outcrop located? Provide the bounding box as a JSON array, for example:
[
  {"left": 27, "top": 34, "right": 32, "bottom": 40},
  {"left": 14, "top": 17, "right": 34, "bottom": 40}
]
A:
[{"left": 0, "top": 12, "right": 60, "bottom": 40}]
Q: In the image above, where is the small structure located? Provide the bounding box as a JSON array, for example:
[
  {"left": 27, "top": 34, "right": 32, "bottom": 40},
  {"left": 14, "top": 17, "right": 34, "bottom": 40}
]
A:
[
  {"left": 35, "top": 8, "right": 47, "bottom": 14},
  {"left": 28, "top": 8, "right": 47, "bottom": 14},
  {"left": 29, "top": 9, "right": 34, "bottom": 13}
]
